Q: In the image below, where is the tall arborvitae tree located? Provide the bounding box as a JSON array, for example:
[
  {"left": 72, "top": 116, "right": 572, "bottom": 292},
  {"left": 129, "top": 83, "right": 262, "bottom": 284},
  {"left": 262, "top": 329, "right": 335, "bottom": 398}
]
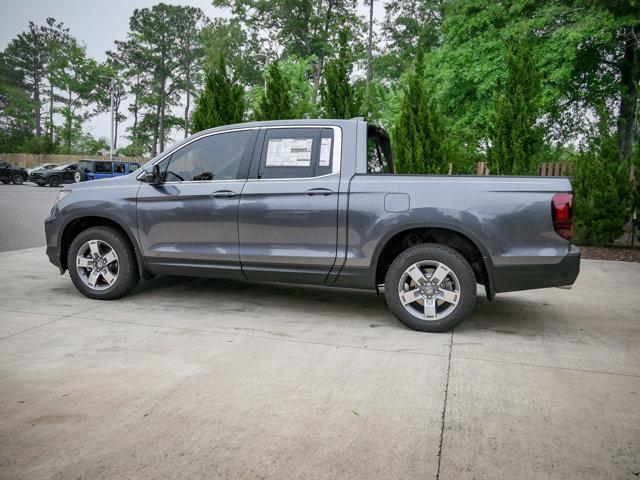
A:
[
  {"left": 321, "top": 30, "right": 361, "bottom": 119},
  {"left": 191, "top": 56, "right": 244, "bottom": 132},
  {"left": 255, "top": 61, "right": 293, "bottom": 121},
  {"left": 392, "top": 64, "right": 449, "bottom": 174},
  {"left": 487, "top": 40, "right": 542, "bottom": 175}
]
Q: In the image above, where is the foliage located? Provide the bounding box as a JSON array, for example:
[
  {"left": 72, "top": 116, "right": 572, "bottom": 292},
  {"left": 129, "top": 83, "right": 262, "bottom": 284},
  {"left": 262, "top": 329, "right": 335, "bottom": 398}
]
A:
[
  {"left": 191, "top": 56, "right": 244, "bottom": 132},
  {"left": 320, "top": 30, "right": 362, "bottom": 119},
  {"left": 75, "top": 134, "right": 109, "bottom": 155},
  {"left": 423, "top": 0, "right": 639, "bottom": 158},
  {"left": 202, "top": 18, "right": 263, "bottom": 87},
  {"left": 392, "top": 63, "right": 451, "bottom": 174},
  {"left": 573, "top": 128, "right": 633, "bottom": 246},
  {"left": 487, "top": 39, "right": 543, "bottom": 175},
  {"left": 255, "top": 62, "right": 294, "bottom": 121},
  {"left": 49, "top": 38, "right": 104, "bottom": 153}
]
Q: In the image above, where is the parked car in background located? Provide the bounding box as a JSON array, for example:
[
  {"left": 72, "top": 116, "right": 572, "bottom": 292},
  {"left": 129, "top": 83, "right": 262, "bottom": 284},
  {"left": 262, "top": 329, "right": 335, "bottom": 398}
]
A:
[
  {"left": 0, "top": 161, "right": 28, "bottom": 185},
  {"left": 45, "top": 119, "right": 580, "bottom": 333},
  {"left": 75, "top": 160, "right": 141, "bottom": 183},
  {"left": 27, "top": 163, "right": 59, "bottom": 175},
  {"left": 31, "top": 163, "right": 78, "bottom": 187}
]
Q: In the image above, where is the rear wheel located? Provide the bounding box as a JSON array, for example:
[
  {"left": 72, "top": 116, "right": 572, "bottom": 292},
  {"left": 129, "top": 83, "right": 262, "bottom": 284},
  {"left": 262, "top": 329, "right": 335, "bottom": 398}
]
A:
[
  {"left": 11, "top": 174, "right": 24, "bottom": 185},
  {"left": 48, "top": 176, "right": 61, "bottom": 187},
  {"left": 384, "top": 243, "right": 476, "bottom": 332},
  {"left": 67, "top": 226, "right": 140, "bottom": 300}
]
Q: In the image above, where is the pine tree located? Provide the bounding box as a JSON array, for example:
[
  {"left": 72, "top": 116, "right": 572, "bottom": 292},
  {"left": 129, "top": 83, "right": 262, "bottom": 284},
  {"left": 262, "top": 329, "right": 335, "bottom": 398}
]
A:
[
  {"left": 255, "top": 62, "right": 294, "bottom": 121},
  {"left": 392, "top": 65, "right": 449, "bottom": 174},
  {"left": 191, "top": 56, "right": 244, "bottom": 132},
  {"left": 487, "top": 39, "right": 542, "bottom": 175},
  {"left": 321, "top": 29, "right": 361, "bottom": 119}
]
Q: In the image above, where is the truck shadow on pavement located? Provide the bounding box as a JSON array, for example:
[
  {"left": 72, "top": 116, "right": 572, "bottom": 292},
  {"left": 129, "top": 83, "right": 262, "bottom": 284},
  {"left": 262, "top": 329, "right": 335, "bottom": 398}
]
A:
[{"left": 123, "top": 275, "right": 566, "bottom": 334}]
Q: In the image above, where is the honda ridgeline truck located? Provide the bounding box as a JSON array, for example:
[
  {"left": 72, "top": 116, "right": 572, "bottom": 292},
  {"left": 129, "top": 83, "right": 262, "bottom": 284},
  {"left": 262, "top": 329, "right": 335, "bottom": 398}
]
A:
[{"left": 45, "top": 119, "right": 580, "bottom": 332}]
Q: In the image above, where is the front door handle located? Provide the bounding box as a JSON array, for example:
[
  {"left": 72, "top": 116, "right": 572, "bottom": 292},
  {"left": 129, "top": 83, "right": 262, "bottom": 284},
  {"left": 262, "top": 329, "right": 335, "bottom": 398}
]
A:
[
  {"left": 211, "top": 190, "right": 237, "bottom": 198},
  {"left": 304, "top": 188, "right": 334, "bottom": 196}
]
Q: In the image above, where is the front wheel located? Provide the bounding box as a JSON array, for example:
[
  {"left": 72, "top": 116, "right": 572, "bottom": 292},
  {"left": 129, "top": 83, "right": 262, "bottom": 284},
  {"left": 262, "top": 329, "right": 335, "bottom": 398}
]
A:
[
  {"left": 67, "top": 226, "right": 140, "bottom": 300},
  {"left": 11, "top": 174, "right": 24, "bottom": 185},
  {"left": 74, "top": 170, "right": 85, "bottom": 182},
  {"left": 48, "top": 176, "right": 60, "bottom": 187},
  {"left": 384, "top": 243, "right": 476, "bottom": 332}
]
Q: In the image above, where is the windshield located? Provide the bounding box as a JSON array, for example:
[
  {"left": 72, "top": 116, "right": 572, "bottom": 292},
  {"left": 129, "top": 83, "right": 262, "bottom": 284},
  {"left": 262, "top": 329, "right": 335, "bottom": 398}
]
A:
[{"left": 53, "top": 164, "right": 70, "bottom": 171}]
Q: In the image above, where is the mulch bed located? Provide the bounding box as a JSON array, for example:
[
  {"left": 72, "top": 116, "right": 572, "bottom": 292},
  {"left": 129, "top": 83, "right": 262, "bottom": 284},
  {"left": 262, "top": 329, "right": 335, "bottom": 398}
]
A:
[{"left": 579, "top": 245, "right": 640, "bottom": 263}]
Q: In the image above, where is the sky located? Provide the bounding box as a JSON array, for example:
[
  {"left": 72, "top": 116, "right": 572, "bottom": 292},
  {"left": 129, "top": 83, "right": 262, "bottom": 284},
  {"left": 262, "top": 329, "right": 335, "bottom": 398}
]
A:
[{"left": 1, "top": 0, "right": 385, "bottom": 150}]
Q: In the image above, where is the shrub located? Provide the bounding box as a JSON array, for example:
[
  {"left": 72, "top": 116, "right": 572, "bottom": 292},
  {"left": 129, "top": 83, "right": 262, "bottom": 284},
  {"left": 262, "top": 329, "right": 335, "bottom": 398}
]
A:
[{"left": 572, "top": 134, "right": 632, "bottom": 246}]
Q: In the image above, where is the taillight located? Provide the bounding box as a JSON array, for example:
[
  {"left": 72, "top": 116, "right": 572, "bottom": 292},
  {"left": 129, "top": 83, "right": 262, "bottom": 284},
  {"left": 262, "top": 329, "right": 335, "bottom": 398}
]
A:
[{"left": 551, "top": 193, "right": 573, "bottom": 241}]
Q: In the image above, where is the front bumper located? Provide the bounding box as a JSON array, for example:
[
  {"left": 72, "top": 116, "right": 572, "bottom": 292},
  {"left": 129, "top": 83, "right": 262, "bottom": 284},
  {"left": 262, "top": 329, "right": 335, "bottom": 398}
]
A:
[
  {"left": 45, "top": 208, "right": 65, "bottom": 274},
  {"left": 492, "top": 245, "right": 581, "bottom": 294}
]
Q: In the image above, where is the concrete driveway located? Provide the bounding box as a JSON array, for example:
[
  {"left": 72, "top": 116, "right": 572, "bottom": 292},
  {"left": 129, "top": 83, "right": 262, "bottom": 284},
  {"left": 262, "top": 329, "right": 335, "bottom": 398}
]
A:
[{"left": 0, "top": 247, "right": 639, "bottom": 479}]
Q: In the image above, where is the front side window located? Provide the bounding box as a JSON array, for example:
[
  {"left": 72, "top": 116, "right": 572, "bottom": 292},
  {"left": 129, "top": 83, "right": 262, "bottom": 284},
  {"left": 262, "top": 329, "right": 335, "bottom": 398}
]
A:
[
  {"left": 162, "top": 130, "right": 252, "bottom": 182},
  {"left": 113, "top": 163, "right": 126, "bottom": 173}
]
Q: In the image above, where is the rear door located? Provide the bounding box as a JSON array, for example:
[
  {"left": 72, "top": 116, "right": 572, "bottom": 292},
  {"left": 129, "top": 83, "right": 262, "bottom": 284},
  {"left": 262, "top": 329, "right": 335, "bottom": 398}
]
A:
[
  {"left": 137, "top": 128, "right": 257, "bottom": 278},
  {"left": 238, "top": 126, "right": 341, "bottom": 284}
]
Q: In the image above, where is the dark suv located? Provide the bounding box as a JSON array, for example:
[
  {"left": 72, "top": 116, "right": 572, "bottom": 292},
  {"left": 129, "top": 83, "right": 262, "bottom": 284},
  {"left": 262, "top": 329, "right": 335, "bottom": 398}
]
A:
[
  {"left": 31, "top": 164, "right": 78, "bottom": 187},
  {"left": 0, "top": 161, "right": 28, "bottom": 185},
  {"left": 75, "top": 160, "right": 141, "bottom": 183}
]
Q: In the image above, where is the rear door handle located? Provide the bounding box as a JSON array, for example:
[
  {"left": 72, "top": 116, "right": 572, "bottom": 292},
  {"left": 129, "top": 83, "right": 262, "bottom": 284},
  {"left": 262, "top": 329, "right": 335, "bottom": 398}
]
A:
[
  {"left": 304, "top": 188, "right": 334, "bottom": 196},
  {"left": 211, "top": 190, "right": 237, "bottom": 198}
]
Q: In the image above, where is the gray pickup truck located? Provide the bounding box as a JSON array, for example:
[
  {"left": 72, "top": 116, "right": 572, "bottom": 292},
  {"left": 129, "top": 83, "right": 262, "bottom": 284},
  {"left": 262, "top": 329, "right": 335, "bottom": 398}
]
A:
[{"left": 45, "top": 119, "right": 580, "bottom": 332}]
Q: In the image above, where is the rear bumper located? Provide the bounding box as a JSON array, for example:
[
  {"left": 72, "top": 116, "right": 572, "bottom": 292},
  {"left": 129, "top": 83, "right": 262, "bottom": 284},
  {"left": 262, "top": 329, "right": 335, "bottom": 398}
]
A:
[{"left": 492, "top": 246, "right": 581, "bottom": 294}]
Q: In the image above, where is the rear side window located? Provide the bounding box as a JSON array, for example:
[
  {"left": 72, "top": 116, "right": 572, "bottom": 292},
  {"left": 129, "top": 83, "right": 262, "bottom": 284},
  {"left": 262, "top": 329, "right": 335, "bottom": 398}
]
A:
[
  {"left": 94, "top": 162, "right": 112, "bottom": 173},
  {"left": 113, "top": 163, "right": 126, "bottom": 173},
  {"left": 161, "top": 130, "right": 252, "bottom": 182},
  {"left": 258, "top": 128, "right": 325, "bottom": 179}
]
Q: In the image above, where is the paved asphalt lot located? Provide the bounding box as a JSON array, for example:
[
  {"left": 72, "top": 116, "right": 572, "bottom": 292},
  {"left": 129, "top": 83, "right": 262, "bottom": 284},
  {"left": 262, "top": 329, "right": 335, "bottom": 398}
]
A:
[
  {"left": 0, "top": 185, "right": 639, "bottom": 479},
  {"left": 0, "top": 184, "right": 60, "bottom": 252}
]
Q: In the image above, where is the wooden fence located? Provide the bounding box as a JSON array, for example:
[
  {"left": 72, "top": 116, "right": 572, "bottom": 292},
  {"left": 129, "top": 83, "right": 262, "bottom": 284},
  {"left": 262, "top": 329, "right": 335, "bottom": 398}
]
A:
[
  {"left": 0, "top": 153, "right": 147, "bottom": 169},
  {"left": 473, "top": 162, "right": 573, "bottom": 177}
]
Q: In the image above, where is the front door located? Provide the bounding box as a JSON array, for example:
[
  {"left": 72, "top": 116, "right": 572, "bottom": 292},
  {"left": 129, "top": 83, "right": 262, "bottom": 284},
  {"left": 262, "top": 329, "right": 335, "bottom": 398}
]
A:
[
  {"left": 137, "top": 128, "right": 257, "bottom": 278},
  {"left": 238, "top": 127, "right": 341, "bottom": 284}
]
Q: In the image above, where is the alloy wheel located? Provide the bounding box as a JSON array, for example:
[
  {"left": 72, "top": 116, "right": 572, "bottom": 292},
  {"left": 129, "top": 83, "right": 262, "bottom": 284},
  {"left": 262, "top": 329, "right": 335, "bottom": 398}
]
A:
[
  {"left": 76, "top": 240, "right": 119, "bottom": 290},
  {"left": 397, "top": 260, "right": 461, "bottom": 321}
]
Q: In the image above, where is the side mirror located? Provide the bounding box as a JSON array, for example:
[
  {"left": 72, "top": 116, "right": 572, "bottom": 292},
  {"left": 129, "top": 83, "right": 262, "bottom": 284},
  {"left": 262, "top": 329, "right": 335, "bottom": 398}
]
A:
[{"left": 144, "top": 164, "right": 163, "bottom": 185}]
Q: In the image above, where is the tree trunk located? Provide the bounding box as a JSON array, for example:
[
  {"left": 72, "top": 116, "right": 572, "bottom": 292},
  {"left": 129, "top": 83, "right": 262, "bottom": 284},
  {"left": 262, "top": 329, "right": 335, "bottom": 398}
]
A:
[
  {"left": 152, "top": 102, "right": 160, "bottom": 157},
  {"left": 617, "top": 33, "right": 638, "bottom": 161},
  {"left": 312, "top": 0, "right": 336, "bottom": 103},
  {"left": 48, "top": 83, "right": 54, "bottom": 140},
  {"left": 159, "top": 97, "right": 165, "bottom": 153},
  {"left": 184, "top": 67, "right": 191, "bottom": 139},
  {"left": 34, "top": 81, "right": 42, "bottom": 137}
]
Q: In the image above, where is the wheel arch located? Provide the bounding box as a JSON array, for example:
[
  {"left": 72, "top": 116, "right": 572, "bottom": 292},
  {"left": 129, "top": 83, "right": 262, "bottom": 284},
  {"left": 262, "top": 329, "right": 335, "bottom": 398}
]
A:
[
  {"left": 372, "top": 222, "right": 496, "bottom": 300},
  {"left": 59, "top": 215, "right": 152, "bottom": 280}
]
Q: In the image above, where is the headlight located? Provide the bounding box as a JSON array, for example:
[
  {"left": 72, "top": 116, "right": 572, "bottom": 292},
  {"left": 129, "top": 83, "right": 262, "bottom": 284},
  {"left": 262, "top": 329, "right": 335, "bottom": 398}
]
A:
[{"left": 56, "top": 190, "right": 71, "bottom": 203}]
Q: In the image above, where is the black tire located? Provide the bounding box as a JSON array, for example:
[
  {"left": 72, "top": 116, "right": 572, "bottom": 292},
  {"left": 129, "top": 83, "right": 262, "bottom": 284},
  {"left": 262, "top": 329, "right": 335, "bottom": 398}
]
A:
[
  {"left": 48, "top": 176, "right": 61, "bottom": 187},
  {"left": 11, "top": 174, "right": 25, "bottom": 185},
  {"left": 384, "top": 243, "right": 476, "bottom": 333},
  {"left": 74, "top": 170, "right": 86, "bottom": 182},
  {"left": 67, "top": 226, "right": 140, "bottom": 300},
  {"left": 1, "top": 179, "right": 9, "bottom": 184}
]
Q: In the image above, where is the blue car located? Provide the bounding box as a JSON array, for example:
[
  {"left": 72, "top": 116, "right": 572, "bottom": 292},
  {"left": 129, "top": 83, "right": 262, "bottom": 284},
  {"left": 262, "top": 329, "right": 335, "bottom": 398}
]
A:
[{"left": 75, "top": 160, "right": 141, "bottom": 183}]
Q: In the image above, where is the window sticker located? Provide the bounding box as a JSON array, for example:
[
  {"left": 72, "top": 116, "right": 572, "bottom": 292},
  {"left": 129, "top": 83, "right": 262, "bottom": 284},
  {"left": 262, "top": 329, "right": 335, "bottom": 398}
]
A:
[
  {"left": 266, "top": 138, "right": 313, "bottom": 167},
  {"left": 319, "top": 137, "right": 332, "bottom": 166}
]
